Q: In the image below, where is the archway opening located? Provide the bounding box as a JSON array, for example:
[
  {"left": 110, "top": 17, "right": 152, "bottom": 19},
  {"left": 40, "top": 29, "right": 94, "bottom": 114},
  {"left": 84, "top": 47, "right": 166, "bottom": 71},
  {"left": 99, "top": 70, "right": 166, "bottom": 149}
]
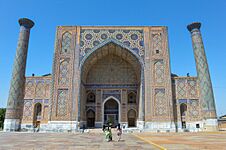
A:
[
  {"left": 180, "top": 103, "right": 187, "bottom": 129},
  {"left": 104, "top": 99, "right": 119, "bottom": 127},
  {"left": 128, "top": 109, "right": 137, "bottom": 127},
  {"left": 33, "top": 103, "right": 42, "bottom": 127},
  {"left": 86, "top": 109, "right": 95, "bottom": 128}
]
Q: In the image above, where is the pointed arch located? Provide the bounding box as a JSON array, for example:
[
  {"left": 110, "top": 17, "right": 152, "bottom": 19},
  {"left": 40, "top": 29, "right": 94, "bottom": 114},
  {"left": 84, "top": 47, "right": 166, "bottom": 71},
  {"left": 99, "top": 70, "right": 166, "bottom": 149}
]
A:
[
  {"left": 128, "top": 109, "right": 137, "bottom": 127},
  {"left": 33, "top": 103, "right": 42, "bottom": 127},
  {"left": 76, "top": 41, "right": 145, "bottom": 124},
  {"left": 80, "top": 39, "right": 144, "bottom": 70},
  {"left": 180, "top": 103, "right": 187, "bottom": 129},
  {"left": 86, "top": 109, "right": 95, "bottom": 127},
  {"left": 102, "top": 96, "right": 121, "bottom": 126}
]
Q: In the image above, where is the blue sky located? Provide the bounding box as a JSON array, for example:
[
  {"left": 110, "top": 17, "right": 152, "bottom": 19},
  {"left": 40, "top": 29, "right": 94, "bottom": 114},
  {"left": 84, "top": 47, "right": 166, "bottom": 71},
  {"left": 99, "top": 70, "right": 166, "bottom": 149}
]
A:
[{"left": 0, "top": 0, "right": 226, "bottom": 116}]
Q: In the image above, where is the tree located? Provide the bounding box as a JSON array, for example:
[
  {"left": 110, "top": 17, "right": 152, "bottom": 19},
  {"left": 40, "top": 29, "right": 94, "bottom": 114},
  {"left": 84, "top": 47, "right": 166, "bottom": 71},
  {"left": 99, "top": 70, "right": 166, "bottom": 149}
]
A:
[{"left": 0, "top": 108, "right": 6, "bottom": 130}]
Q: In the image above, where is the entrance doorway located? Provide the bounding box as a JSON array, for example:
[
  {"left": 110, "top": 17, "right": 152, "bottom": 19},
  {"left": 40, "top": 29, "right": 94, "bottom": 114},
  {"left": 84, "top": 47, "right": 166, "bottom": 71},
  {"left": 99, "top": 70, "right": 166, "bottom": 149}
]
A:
[
  {"left": 128, "top": 109, "right": 137, "bottom": 127},
  {"left": 180, "top": 103, "right": 187, "bottom": 129},
  {"left": 104, "top": 98, "right": 119, "bottom": 127},
  {"left": 87, "top": 109, "right": 95, "bottom": 128},
  {"left": 33, "top": 103, "right": 42, "bottom": 127}
]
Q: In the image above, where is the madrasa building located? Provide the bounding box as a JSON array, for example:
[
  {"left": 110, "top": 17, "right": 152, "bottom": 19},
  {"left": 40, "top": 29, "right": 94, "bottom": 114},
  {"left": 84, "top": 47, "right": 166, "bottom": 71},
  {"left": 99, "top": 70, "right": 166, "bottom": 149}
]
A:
[{"left": 4, "top": 18, "right": 218, "bottom": 132}]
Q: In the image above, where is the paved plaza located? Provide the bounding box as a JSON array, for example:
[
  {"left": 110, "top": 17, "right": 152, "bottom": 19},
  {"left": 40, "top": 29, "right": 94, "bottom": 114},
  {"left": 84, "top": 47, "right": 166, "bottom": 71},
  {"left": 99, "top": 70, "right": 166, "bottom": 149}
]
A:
[
  {"left": 135, "top": 131, "right": 226, "bottom": 150},
  {"left": 0, "top": 131, "right": 226, "bottom": 150}
]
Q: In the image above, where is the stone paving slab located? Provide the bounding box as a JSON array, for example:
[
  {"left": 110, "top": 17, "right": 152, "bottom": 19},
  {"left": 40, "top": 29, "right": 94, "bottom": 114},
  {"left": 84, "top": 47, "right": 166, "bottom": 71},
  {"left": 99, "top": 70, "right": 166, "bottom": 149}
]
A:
[{"left": 0, "top": 132, "right": 157, "bottom": 150}]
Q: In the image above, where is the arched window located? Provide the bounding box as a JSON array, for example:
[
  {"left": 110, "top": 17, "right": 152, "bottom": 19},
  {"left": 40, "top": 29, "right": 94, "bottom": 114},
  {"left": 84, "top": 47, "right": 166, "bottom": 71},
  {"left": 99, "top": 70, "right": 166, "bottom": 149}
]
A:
[
  {"left": 87, "top": 92, "right": 95, "bottom": 103},
  {"left": 128, "top": 92, "right": 136, "bottom": 104}
]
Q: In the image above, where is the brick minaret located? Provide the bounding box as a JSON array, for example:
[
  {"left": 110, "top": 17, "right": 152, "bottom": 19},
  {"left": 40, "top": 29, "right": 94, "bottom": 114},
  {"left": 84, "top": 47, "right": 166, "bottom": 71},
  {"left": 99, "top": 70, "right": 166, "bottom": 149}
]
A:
[
  {"left": 4, "top": 18, "right": 34, "bottom": 131},
  {"left": 187, "top": 22, "right": 217, "bottom": 130}
]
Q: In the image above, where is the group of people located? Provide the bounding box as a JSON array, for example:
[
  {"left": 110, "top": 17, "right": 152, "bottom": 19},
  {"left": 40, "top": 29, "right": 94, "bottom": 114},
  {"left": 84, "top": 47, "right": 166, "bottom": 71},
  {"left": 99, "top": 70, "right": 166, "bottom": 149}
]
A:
[{"left": 102, "top": 123, "right": 122, "bottom": 142}]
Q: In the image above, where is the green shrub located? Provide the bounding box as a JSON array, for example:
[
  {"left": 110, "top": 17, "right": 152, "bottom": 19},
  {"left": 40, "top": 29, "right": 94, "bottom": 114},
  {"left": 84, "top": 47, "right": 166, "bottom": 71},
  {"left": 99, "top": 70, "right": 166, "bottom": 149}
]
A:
[{"left": 0, "top": 108, "right": 6, "bottom": 130}]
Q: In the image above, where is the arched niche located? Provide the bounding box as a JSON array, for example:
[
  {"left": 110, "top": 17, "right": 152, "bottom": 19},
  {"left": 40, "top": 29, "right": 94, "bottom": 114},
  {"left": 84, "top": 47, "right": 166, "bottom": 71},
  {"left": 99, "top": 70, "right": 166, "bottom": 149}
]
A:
[
  {"left": 180, "top": 103, "right": 187, "bottom": 129},
  {"left": 128, "top": 109, "right": 137, "bottom": 127},
  {"left": 33, "top": 103, "right": 42, "bottom": 127}
]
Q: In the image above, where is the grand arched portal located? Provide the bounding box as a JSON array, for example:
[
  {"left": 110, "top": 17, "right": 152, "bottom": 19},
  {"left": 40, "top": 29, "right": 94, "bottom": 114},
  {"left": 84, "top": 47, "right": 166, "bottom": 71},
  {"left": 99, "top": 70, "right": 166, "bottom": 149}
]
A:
[{"left": 79, "top": 42, "right": 143, "bottom": 128}]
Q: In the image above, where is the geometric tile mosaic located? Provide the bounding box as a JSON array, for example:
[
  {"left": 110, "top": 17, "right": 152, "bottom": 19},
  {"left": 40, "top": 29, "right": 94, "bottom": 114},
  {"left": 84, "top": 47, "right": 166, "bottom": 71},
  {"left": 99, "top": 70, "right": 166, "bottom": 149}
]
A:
[
  {"left": 154, "top": 88, "right": 167, "bottom": 116},
  {"left": 35, "top": 81, "right": 45, "bottom": 98},
  {"left": 187, "top": 80, "right": 197, "bottom": 98},
  {"left": 61, "top": 32, "right": 72, "bottom": 54},
  {"left": 57, "top": 89, "right": 68, "bottom": 116},
  {"left": 152, "top": 33, "right": 163, "bottom": 55},
  {"left": 176, "top": 79, "right": 186, "bottom": 99},
  {"left": 154, "top": 59, "right": 164, "bottom": 84},
  {"left": 192, "top": 32, "right": 215, "bottom": 111},
  {"left": 23, "top": 100, "right": 32, "bottom": 120},
  {"left": 189, "top": 99, "right": 199, "bottom": 119},
  {"left": 59, "top": 59, "right": 69, "bottom": 86},
  {"left": 80, "top": 29, "right": 144, "bottom": 59}
]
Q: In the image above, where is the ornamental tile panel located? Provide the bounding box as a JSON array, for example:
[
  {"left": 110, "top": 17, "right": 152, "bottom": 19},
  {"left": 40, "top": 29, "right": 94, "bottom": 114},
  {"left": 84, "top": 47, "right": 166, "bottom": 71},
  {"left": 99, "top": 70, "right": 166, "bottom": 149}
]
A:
[
  {"left": 59, "top": 59, "right": 70, "bottom": 86},
  {"left": 24, "top": 81, "right": 34, "bottom": 98},
  {"left": 44, "top": 99, "right": 49, "bottom": 104},
  {"left": 189, "top": 99, "right": 199, "bottom": 120},
  {"left": 35, "top": 81, "right": 45, "bottom": 98},
  {"left": 102, "top": 90, "right": 121, "bottom": 101},
  {"left": 23, "top": 99, "right": 33, "bottom": 120},
  {"left": 154, "top": 59, "right": 164, "bottom": 84},
  {"left": 34, "top": 99, "right": 43, "bottom": 103},
  {"left": 178, "top": 99, "right": 187, "bottom": 104},
  {"left": 154, "top": 88, "right": 167, "bottom": 116},
  {"left": 57, "top": 89, "right": 68, "bottom": 116},
  {"left": 61, "top": 32, "right": 72, "bottom": 54},
  {"left": 152, "top": 33, "right": 163, "bottom": 55},
  {"left": 176, "top": 79, "right": 186, "bottom": 99},
  {"left": 80, "top": 29, "right": 144, "bottom": 59},
  {"left": 187, "top": 80, "right": 198, "bottom": 98}
]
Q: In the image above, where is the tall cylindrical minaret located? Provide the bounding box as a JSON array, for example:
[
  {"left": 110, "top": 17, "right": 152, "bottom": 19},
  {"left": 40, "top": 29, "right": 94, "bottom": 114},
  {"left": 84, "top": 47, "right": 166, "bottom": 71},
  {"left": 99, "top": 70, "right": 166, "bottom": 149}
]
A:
[
  {"left": 187, "top": 22, "right": 217, "bottom": 121},
  {"left": 4, "top": 18, "right": 34, "bottom": 131}
]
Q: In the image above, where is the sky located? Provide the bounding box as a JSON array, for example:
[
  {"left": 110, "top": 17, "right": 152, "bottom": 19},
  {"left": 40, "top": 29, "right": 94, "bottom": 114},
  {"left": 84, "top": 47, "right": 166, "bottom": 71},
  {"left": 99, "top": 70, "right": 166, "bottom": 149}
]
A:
[{"left": 0, "top": 0, "right": 226, "bottom": 116}]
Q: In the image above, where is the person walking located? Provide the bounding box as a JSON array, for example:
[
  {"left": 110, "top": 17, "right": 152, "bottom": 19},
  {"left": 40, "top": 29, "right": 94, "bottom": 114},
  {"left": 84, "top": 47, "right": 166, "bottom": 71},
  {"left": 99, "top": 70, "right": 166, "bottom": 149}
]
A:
[
  {"left": 103, "top": 125, "right": 112, "bottom": 142},
  {"left": 116, "top": 123, "right": 122, "bottom": 142}
]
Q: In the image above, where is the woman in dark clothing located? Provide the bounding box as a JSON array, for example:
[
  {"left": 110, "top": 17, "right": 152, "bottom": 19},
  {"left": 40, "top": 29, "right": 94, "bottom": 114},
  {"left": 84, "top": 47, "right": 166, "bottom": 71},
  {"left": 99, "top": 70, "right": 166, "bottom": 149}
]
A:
[{"left": 116, "top": 123, "right": 122, "bottom": 142}]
